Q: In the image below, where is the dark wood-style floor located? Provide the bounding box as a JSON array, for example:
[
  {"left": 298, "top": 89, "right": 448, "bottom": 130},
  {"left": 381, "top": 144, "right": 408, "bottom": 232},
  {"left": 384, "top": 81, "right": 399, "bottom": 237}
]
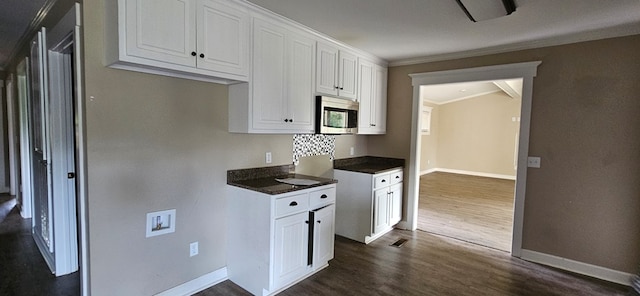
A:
[
  {"left": 0, "top": 196, "right": 80, "bottom": 296},
  {"left": 201, "top": 230, "right": 629, "bottom": 295},
  {"left": 418, "top": 172, "right": 515, "bottom": 251}
]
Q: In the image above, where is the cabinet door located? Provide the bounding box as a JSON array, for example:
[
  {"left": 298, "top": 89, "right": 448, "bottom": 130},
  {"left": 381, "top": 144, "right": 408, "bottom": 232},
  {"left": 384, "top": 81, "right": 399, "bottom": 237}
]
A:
[
  {"left": 125, "top": 0, "right": 196, "bottom": 66},
  {"left": 287, "top": 31, "right": 315, "bottom": 132},
  {"left": 313, "top": 204, "right": 335, "bottom": 268},
  {"left": 251, "top": 18, "right": 287, "bottom": 130},
  {"left": 357, "top": 58, "right": 374, "bottom": 132},
  {"left": 197, "top": 0, "right": 249, "bottom": 77},
  {"left": 274, "top": 211, "right": 309, "bottom": 288},
  {"left": 316, "top": 42, "right": 338, "bottom": 96},
  {"left": 358, "top": 60, "right": 387, "bottom": 134},
  {"left": 372, "top": 64, "right": 388, "bottom": 133},
  {"left": 373, "top": 188, "right": 390, "bottom": 234},
  {"left": 389, "top": 183, "right": 402, "bottom": 226},
  {"left": 338, "top": 50, "right": 358, "bottom": 100}
]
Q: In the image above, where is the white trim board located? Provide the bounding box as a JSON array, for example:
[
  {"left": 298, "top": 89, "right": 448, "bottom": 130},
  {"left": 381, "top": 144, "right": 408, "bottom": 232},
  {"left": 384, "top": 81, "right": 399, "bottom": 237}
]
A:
[
  {"left": 155, "top": 267, "right": 228, "bottom": 296},
  {"left": 420, "top": 168, "right": 516, "bottom": 180},
  {"left": 520, "top": 249, "right": 633, "bottom": 286}
]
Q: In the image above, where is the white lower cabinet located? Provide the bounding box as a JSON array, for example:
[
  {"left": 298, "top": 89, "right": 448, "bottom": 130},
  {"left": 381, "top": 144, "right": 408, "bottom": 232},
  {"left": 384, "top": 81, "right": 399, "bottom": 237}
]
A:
[
  {"left": 227, "top": 184, "right": 336, "bottom": 295},
  {"left": 273, "top": 211, "right": 309, "bottom": 288},
  {"left": 334, "top": 168, "right": 403, "bottom": 244}
]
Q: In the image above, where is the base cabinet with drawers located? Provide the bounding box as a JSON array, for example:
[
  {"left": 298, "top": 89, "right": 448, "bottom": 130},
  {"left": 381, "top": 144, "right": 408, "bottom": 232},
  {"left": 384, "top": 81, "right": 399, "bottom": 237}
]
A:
[
  {"left": 334, "top": 168, "right": 402, "bottom": 244},
  {"left": 227, "top": 184, "right": 336, "bottom": 295}
]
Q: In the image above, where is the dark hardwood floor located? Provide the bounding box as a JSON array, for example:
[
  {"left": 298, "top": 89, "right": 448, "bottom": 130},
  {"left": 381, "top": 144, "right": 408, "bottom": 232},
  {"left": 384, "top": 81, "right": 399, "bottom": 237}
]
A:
[
  {"left": 0, "top": 197, "right": 79, "bottom": 296},
  {"left": 418, "top": 172, "right": 515, "bottom": 251},
  {"left": 200, "top": 230, "right": 630, "bottom": 296}
]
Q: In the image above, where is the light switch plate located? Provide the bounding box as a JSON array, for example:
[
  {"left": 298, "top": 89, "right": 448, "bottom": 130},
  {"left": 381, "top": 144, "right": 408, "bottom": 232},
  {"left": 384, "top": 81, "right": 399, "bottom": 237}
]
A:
[{"left": 266, "top": 152, "right": 272, "bottom": 164}]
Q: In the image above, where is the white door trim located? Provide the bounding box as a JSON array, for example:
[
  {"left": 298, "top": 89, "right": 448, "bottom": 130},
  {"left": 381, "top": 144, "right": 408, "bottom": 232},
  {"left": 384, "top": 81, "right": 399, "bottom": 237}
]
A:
[
  {"left": 16, "top": 58, "right": 33, "bottom": 219},
  {"left": 406, "top": 61, "right": 541, "bottom": 257},
  {"left": 6, "top": 75, "right": 20, "bottom": 196}
]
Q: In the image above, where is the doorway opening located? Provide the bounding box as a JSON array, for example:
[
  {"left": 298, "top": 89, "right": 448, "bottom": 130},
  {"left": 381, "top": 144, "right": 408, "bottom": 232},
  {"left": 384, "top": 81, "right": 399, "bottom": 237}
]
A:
[
  {"left": 405, "top": 61, "right": 541, "bottom": 257},
  {"left": 416, "top": 79, "right": 523, "bottom": 252}
]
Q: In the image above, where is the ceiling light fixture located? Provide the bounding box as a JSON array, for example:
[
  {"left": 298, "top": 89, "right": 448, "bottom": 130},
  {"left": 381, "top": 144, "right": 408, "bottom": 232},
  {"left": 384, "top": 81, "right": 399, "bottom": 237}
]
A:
[{"left": 455, "top": 0, "right": 516, "bottom": 22}]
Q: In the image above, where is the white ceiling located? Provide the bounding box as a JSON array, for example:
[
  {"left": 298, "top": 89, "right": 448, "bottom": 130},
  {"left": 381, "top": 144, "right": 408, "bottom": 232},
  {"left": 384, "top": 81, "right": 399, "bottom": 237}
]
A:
[
  {"left": 1, "top": 0, "right": 639, "bottom": 71},
  {"left": 422, "top": 79, "right": 523, "bottom": 105},
  {"left": 246, "top": 0, "right": 640, "bottom": 64}
]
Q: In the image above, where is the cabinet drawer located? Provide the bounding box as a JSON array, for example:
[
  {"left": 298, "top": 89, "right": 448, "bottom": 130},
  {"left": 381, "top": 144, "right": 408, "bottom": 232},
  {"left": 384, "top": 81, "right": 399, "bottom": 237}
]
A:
[
  {"left": 374, "top": 173, "right": 390, "bottom": 189},
  {"left": 275, "top": 194, "right": 309, "bottom": 218},
  {"left": 390, "top": 170, "right": 403, "bottom": 185},
  {"left": 310, "top": 187, "right": 336, "bottom": 209}
]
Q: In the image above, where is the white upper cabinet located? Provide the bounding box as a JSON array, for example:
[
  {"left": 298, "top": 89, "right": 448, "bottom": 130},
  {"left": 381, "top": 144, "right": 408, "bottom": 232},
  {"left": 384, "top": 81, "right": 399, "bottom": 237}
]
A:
[
  {"left": 358, "top": 58, "right": 387, "bottom": 134},
  {"left": 197, "top": 0, "right": 249, "bottom": 76},
  {"left": 124, "top": 0, "right": 197, "bottom": 67},
  {"left": 106, "top": 0, "right": 249, "bottom": 83},
  {"left": 316, "top": 42, "right": 358, "bottom": 100},
  {"left": 229, "top": 16, "right": 315, "bottom": 134}
]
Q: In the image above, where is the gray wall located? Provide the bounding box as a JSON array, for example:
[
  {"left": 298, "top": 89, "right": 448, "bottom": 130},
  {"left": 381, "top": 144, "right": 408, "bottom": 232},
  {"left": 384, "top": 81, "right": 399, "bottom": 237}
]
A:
[{"left": 373, "top": 34, "right": 640, "bottom": 273}]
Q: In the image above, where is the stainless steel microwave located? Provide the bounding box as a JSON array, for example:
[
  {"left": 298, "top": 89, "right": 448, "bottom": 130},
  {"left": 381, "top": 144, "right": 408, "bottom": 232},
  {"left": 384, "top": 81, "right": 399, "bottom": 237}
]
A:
[{"left": 315, "top": 96, "right": 358, "bottom": 134}]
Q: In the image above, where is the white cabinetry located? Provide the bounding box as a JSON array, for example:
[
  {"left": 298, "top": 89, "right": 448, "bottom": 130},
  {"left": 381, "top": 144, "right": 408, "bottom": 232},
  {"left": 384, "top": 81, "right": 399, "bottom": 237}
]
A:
[
  {"left": 334, "top": 168, "right": 403, "bottom": 244},
  {"left": 227, "top": 184, "right": 336, "bottom": 295},
  {"left": 106, "top": 0, "right": 249, "bottom": 83},
  {"left": 316, "top": 42, "right": 358, "bottom": 100},
  {"left": 357, "top": 58, "right": 388, "bottom": 134},
  {"left": 229, "top": 16, "right": 315, "bottom": 134}
]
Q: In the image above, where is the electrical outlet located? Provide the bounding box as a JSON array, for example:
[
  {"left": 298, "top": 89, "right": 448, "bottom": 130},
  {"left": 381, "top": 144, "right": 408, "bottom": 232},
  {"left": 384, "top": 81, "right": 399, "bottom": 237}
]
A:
[
  {"left": 527, "top": 156, "right": 541, "bottom": 168},
  {"left": 349, "top": 147, "right": 354, "bottom": 156},
  {"left": 265, "top": 152, "right": 272, "bottom": 164},
  {"left": 190, "top": 242, "right": 199, "bottom": 257}
]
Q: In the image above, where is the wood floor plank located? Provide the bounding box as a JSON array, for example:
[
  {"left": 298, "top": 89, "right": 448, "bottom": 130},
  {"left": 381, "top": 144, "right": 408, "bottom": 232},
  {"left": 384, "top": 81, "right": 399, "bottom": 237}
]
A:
[
  {"left": 200, "top": 231, "right": 628, "bottom": 295},
  {"left": 418, "top": 172, "right": 515, "bottom": 251}
]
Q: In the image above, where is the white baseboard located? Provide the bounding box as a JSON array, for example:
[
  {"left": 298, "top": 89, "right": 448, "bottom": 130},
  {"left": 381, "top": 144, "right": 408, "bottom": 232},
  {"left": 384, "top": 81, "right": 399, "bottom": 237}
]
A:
[
  {"left": 155, "top": 267, "right": 228, "bottom": 296},
  {"left": 419, "top": 168, "right": 438, "bottom": 175},
  {"left": 520, "top": 249, "right": 633, "bottom": 286},
  {"left": 422, "top": 168, "right": 516, "bottom": 180},
  {"left": 395, "top": 220, "right": 411, "bottom": 230}
]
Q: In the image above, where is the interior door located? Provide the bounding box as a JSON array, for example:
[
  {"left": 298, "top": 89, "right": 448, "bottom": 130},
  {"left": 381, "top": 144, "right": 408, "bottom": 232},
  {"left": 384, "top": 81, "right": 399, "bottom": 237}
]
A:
[{"left": 30, "top": 29, "right": 55, "bottom": 271}]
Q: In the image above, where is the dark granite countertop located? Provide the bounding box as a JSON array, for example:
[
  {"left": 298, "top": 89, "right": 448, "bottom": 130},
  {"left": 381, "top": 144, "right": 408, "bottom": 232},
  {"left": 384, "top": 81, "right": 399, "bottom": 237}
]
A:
[
  {"left": 333, "top": 156, "right": 405, "bottom": 174},
  {"left": 227, "top": 164, "right": 337, "bottom": 195}
]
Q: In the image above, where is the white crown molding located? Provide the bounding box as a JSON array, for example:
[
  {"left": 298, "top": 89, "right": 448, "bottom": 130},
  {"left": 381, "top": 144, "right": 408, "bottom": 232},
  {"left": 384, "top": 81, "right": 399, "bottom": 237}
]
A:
[{"left": 423, "top": 89, "right": 502, "bottom": 105}]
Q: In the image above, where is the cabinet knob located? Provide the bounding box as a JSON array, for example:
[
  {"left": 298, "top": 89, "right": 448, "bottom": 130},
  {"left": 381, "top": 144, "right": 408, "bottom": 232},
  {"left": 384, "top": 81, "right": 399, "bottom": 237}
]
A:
[
  {"left": 371, "top": 124, "right": 376, "bottom": 127},
  {"left": 395, "top": 176, "right": 400, "bottom": 179},
  {"left": 334, "top": 86, "right": 339, "bottom": 89},
  {"left": 340, "top": 87, "right": 344, "bottom": 90},
  {"left": 381, "top": 179, "right": 386, "bottom": 183},
  {"left": 305, "top": 220, "right": 309, "bottom": 224},
  {"left": 289, "top": 201, "right": 298, "bottom": 206},
  {"left": 199, "top": 53, "right": 205, "bottom": 58},
  {"left": 289, "top": 118, "right": 293, "bottom": 123},
  {"left": 320, "top": 194, "right": 327, "bottom": 199},
  {"left": 191, "top": 51, "right": 197, "bottom": 56},
  {"left": 317, "top": 220, "right": 321, "bottom": 224},
  {"left": 284, "top": 119, "right": 289, "bottom": 122}
]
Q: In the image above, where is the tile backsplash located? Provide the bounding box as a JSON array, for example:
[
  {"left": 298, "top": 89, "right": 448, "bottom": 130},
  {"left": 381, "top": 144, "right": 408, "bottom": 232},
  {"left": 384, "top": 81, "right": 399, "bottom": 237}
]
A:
[{"left": 293, "top": 134, "right": 336, "bottom": 165}]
